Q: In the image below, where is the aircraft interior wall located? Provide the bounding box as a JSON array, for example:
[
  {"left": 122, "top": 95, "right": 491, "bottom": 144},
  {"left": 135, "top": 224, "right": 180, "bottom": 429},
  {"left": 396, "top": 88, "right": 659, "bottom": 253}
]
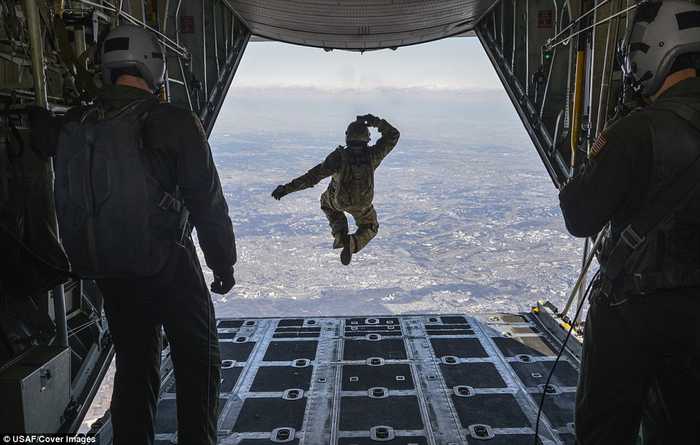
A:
[{"left": 0, "top": 0, "right": 248, "bottom": 434}]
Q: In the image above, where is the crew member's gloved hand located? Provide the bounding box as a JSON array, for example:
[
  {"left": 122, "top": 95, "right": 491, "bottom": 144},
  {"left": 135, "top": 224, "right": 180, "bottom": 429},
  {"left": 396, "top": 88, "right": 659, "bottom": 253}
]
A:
[
  {"left": 211, "top": 267, "right": 235, "bottom": 294},
  {"left": 271, "top": 185, "right": 288, "bottom": 200},
  {"left": 357, "top": 114, "right": 381, "bottom": 127}
]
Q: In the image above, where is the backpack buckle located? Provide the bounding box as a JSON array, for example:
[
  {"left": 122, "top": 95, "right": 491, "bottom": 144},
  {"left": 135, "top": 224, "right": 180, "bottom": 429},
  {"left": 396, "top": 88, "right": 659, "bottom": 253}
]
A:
[
  {"left": 631, "top": 273, "right": 649, "bottom": 295},
  {"left": 620, "top": 226, "right": 645, "bottom": 250},
  {"left": 178, "top": 208, "right": 191, "bottom": 243},
  {"left": 595, "top": 274, "right": 613, "bottom": 299},
  {"left": 158, "top": 192, "right": 182, "bottom": 213}
]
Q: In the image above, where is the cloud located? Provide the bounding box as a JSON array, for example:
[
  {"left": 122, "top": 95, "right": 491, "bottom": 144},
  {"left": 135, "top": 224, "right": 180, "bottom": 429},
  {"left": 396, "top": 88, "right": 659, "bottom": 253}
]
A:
[
  {"left": 232, "top": 38, "right": 501, "bottom": 90},
  {"left": 214, "top": 84, "right": 522, "bottom": 147},
  {"left": 226, "top": 84, "right": 507, "bottom": 99}
]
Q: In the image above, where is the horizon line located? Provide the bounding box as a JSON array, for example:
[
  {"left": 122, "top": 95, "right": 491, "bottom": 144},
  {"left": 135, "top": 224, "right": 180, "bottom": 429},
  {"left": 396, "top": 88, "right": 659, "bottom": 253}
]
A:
[{"left": 229, "top": 83, "right": 504, "bottom": 94}]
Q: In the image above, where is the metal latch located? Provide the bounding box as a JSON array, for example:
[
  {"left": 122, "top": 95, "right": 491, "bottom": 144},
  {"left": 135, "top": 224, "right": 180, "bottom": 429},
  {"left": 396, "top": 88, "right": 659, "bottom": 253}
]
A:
[
  {"left": 270, "top": 427, "right": 295, "bottom": 443},
  {"left": 40, "top": 369, "right": 52, "bottom": 391},
  {"left": 369, "top": 425, "right": 395, "bottom": 441},
  {"left": 441, "top": 355, "right": 459, "bottom": 365},
  {"left": 292, "top": 359, "right": 311, "bottom": 368},
  {"left": 366, "top": 357, "right": 384, "bottom": 366},
  {"left": 468, "top": 424, "right": 495, "bottom": 440},
  {"left": 538, "top": 383, "right": 560, "bottom": 395},
  {"left": 282, "top": 388, "right": 304, "bottom": 400},
  {"left": 453, "top": 385, "right": 474, "bottom": 398},
  {"left": 368, "top": 387, "right": 388, "bottom": 399}
]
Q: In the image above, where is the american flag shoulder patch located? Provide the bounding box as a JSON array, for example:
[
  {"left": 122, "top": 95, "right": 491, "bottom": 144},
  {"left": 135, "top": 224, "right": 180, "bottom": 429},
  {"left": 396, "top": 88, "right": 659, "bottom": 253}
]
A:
[{"left": 590, "top": 132, "right": 608, "bottom": 158}]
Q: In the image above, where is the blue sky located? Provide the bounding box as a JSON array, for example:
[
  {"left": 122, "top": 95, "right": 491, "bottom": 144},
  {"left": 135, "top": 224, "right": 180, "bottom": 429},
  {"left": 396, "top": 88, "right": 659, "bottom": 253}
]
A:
[{"left": 231, "top": 36, "right": 501, "bottom": 90}]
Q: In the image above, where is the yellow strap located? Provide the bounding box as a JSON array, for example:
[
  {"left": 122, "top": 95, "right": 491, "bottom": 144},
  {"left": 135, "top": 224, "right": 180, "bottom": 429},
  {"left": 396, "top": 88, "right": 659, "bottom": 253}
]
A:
[{"left": 570, "top": 50, "right": 586, "bottom": 169}]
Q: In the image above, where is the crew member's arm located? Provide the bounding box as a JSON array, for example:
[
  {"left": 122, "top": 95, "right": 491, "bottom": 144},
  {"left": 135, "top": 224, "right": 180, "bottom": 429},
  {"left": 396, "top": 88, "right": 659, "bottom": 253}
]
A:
[
  {"left": 271, "top": 149, "right": 342, "bottom": 200},
  {"left": 559, "top": 114, "right": 651, "bottom": 237},
  {"left": 174, "top": 111, "right": 237, "bottom": 290},
  {"left": 362, "top": 115, "right": 400, "bottom": 169}
]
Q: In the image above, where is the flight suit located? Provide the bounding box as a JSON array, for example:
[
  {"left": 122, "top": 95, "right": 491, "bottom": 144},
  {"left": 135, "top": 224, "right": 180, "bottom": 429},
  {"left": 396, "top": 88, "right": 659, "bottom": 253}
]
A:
[
  {"left": 282, "top": 119, "right": 399, "bottom": 253},
  {"left": 559, "top": 78, "right": 700, "bottom": 444},
  {"left": 37, "top": 85, "right": 236, "bottom": 445}
]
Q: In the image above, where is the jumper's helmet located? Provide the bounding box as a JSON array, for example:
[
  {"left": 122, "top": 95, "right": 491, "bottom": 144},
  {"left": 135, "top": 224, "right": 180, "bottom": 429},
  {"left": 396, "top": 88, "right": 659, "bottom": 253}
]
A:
[{"left": 346, "top": 120, "right": 370, "bottom": 144}]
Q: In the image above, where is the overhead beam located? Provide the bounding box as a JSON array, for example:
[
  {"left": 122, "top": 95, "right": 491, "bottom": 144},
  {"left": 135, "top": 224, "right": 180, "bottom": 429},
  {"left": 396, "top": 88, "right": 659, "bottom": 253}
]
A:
[{"left": 225, "top": 0, "right": 493, "bottom": 50}]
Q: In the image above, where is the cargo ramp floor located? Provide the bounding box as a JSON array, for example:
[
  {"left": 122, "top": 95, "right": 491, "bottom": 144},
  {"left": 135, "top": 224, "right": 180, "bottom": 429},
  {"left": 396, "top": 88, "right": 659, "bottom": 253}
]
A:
[{"left": 94, "top": 307, "right": 581, "bottom": 444}]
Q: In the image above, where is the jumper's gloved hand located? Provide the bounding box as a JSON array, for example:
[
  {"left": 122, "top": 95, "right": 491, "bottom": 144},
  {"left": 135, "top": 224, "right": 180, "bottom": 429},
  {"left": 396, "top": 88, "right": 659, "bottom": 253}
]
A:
[
  {"left": 271, "top": 185, "right": 288, "bottom": 200},
  {"left": 210, "top": 267, "right": 235, "bottom": 294},
  {"left": 357, "top": 114, "right": 381, "bottom": 127}
]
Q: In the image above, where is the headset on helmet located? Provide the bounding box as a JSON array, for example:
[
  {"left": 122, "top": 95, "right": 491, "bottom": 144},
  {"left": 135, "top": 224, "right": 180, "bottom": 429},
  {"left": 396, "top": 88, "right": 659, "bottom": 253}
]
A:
[
  {"left": 621, "top": 0, "right": 700, "bottom": 97},
  {"left": 101, "top": 24, "right": 166, "bottom": 91},
  {"left": 346, "top": 120, "right": 370, "bottom": 144}
]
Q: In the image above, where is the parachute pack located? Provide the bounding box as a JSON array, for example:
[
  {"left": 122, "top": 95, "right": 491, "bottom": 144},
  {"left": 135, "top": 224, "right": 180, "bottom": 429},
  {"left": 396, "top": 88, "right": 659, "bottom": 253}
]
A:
[{"left": 54, "top": 99, "right": 188, "bottom": 279}]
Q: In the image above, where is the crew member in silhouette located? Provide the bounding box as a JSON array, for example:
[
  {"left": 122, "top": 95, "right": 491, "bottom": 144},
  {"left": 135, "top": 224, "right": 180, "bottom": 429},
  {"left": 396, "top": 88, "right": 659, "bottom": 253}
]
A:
[
  {"left": 559, "top": 2, "right": 700, "bottom": 443},
  {"left": 272, "top": 114, "right": 399, "bottom": 265},
  {"left": 30, "top": 25, "right": 235, "bottom": 445}
]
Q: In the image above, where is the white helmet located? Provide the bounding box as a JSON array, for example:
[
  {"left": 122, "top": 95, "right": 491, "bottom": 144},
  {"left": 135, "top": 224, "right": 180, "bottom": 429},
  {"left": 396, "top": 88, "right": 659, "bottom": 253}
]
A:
[
  {"left": 622, "top": 0, "right": 700, "bottom": 97},
  {"left": 101, "top": 24, "right": 165, "bottom": 91}
]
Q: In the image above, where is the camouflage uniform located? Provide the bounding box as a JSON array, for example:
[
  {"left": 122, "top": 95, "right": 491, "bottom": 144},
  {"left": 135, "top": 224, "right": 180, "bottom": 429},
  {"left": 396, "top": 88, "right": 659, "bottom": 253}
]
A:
[{"left": 282, "top": 119, "right": 399, "bottom": 253}]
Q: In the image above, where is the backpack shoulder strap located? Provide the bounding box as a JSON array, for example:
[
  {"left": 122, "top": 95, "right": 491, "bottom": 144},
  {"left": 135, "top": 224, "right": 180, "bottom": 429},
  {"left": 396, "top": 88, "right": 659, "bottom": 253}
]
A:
[
  {"left": 108, "top": 98, "right": 157, "bottom": 121},
  {"left": 652, "top": 99, "right": 700, "bottom": 132},
  {"left": 79, "top": 103, "right": 104, "bottom": 124}
]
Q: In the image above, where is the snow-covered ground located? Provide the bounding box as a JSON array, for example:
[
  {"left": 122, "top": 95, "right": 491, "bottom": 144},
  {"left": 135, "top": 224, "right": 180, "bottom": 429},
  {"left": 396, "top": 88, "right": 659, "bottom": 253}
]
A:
[{"left": 203, "top": 87, "right": 583, "bottom": 316}]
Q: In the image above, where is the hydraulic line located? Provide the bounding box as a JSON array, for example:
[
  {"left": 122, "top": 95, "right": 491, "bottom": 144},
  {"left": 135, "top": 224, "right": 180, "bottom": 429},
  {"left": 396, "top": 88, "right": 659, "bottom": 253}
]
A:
[
  {"left": 592, "top": 0, "right": 619, "bottom": 137},
  {"left": 561, "top": 229, "right": 605, "bottom": 318},
  {"left": 546, "top": 0, "right": 612, "bottom": 49},
  {"left": 552, "top": 109, "right": 565, "bottom": 157},
  {"left": 74, "top": 0, "right": 189, "bottom": 58},
  {"left": 23, "top": 0, "right": 69, "bottom": 349},
  {"left": 595, "top": 0, "right": 624, "bottom": 135},
  {"left": 577, "top": 237, "right": 590, "bottom": 313},
  {"left": 534, "top": 269, "right": 599, "bottom": 445},
  {"left": 24, "top": 0, "right": 48, "bottom": 108},
  {"left": 533, "top": 230, "right": 605, "bottom": 442},
  {"left": 545, "top": 2, "right": 640, "bottom": 50}
]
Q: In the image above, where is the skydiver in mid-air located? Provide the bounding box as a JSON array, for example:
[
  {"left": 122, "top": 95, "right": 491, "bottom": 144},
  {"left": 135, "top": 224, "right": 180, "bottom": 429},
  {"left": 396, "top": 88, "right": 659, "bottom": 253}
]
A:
[{"left": 272, "top": 114, "right": 400, "bottom": 265}]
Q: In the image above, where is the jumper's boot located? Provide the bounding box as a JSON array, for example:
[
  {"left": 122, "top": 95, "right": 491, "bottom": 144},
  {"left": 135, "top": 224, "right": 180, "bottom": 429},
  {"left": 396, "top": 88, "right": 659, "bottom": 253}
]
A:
[
  {"left": 333, "top": 231, "right": 347, "bottom": 249},
  {"left": 340, "top": 235, "right": 356, "bottom": 266}
]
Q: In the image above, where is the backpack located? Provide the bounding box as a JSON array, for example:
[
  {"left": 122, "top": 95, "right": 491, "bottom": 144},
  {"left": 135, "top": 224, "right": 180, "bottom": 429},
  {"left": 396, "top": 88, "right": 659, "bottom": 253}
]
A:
[
  {"left": 333, "top": 146, "right": 375, "bottom": 210},
  {"left": 54, "top": 99, "right": 187, "bottom": 279}
]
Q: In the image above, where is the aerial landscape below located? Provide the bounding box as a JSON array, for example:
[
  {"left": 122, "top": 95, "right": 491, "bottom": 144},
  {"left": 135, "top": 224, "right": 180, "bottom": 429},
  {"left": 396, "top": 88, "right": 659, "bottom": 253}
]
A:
[{"left": 202, "top": 86, "right": 583, "bottom": 318}]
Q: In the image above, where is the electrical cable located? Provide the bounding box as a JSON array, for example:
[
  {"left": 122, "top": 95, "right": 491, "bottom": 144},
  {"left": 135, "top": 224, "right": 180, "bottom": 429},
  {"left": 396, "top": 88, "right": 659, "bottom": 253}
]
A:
[
  {"left": 561, "top": 230, "right": 605, "bottom": 317},
  {"left": 532, "top": 269, "right": 600, "bottom": 445},
  {"left": 545, "top": 3, "right": 641, "bottom": 50},
  {"left": 546, "top": 0, "right": 613, "bottom": 49},
  {"left": 73, "top": 0, "right": 189, "bottom": 58}
]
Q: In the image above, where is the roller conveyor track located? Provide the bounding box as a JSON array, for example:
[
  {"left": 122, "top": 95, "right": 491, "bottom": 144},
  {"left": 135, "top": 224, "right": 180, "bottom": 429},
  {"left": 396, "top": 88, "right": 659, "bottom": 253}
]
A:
[{"left": 153, "top": 310, "right": 580, "bottom": 445}]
